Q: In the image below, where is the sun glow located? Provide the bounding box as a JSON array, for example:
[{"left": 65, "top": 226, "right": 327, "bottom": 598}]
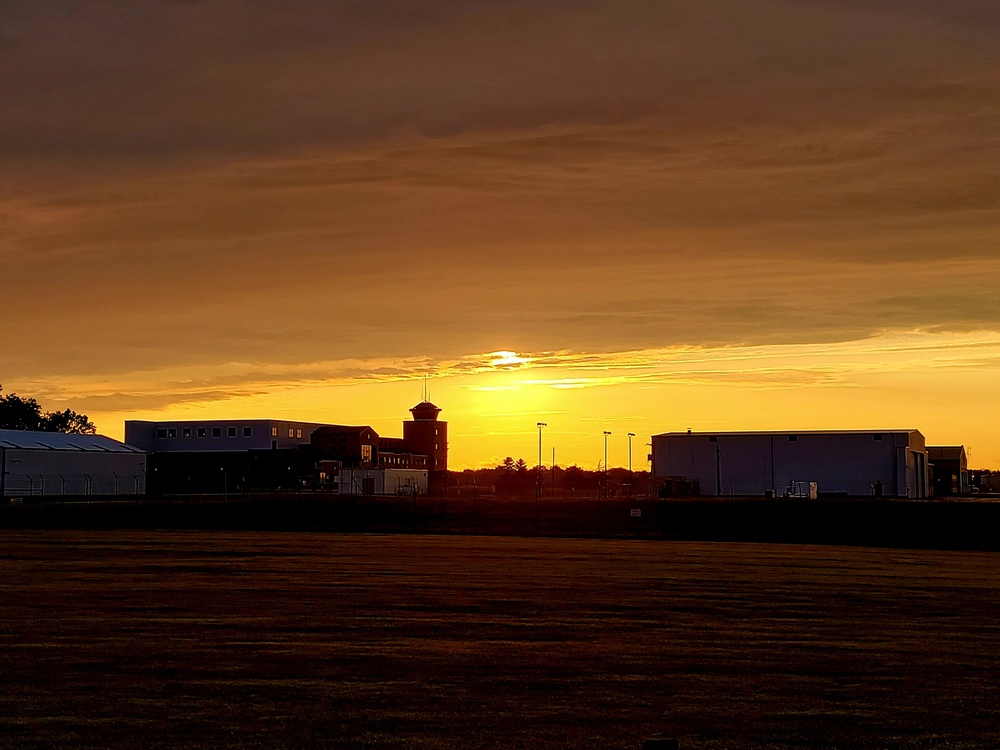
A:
[{"left": 487, "top": 351, "right": 532, "bottom": 368}]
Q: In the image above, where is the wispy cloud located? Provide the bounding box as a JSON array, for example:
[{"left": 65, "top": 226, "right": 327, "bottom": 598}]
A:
[{"left": 19, "top": 330, "right": 1000, "bottom": 417}]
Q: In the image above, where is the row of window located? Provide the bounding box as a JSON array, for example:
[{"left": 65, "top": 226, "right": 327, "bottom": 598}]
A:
[
  {"left": 157, "top": 426, "right": 253, "bottom": 439},
  {"left": 155, "top": 426, "right": 305, "bottom": 440}
]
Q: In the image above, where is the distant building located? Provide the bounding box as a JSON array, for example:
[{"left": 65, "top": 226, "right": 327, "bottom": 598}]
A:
[
  {"left": 125, "top": 419, "right": 325, "bottom": 453},
  {"left": 651, "top": 429, "right": 929, "bottom": 499},
  {"left": 403, "top": 400, "right": 448, "bottom": 490},
  {"left": 310, "top": 425, "right": 429, "bottom": 471},
  {"left": 124, "top": 418, "right": 328, "bottom": 494},
  {"left": 124, "top": 400, "right": 448, "bottom": 495},
  {"left": 310, "top": 401, "right": 447, "bottom": 493},
  {"left": 928, "top": 446, "right": 968, "bottom": 496},
  {"left": 0, "top": 429, "right": 146, "bottom": 497}
]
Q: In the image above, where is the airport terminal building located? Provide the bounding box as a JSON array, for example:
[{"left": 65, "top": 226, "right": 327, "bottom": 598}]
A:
[
  {"left": 124, "top": 400, "right": 447, "bottom": 495},
  {"left": 651, "top": 429, "right": 929, "bottom": 499}
]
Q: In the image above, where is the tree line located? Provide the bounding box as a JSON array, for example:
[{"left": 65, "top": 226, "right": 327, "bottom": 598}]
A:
[
  {"left": 0, "top": 387, "right": 96, "bottom": 434},
  {"left": 448, "top": 457, "right": 650, "bottom": 497}
]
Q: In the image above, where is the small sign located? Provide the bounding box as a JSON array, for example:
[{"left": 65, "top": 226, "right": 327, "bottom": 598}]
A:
[{"left": 630, "top": 509, "right": 641, "bottom": 517}]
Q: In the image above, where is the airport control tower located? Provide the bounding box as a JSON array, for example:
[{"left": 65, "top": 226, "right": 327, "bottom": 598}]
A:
[{"left": 403, "top": 399, "right": 448, "bottom": 489}]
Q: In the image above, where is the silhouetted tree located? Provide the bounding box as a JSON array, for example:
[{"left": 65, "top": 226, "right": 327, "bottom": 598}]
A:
[{"left": 0, "top": 387, "right": 96, "bottom": 434}]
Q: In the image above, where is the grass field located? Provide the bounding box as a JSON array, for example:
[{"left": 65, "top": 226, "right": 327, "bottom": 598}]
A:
[{"left": 1, "top": 531, "right": 999, "bottom": 749}]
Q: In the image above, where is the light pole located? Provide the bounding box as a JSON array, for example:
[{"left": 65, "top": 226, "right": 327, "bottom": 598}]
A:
[
  {"left": 536, "top": 422, "right": 546, "bottom": 534},
  {"left": 603, "top": 431, "right": 611, "bottom": 499},
  {"left": 628, "top": 432, "right": 635, "bottom": 499}
]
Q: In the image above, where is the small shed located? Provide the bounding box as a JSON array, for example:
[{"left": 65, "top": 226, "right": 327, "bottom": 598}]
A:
[
  {"left": 0, "top": 430, "right": 146, "bottom": 497},
  {"left": 928, "top": 446, "right": 968, "bottom": 496}
]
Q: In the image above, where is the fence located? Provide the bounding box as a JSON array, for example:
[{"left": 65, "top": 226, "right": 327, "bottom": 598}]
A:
[{"left": 3, "top": 472, "right": 146, "bottom": 497}]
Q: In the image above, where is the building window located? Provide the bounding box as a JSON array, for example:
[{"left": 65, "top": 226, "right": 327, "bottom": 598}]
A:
[
  {"left": 271, "top": 427, "right": 278, "bottom": 437},
  {"left": 296, "top": 429, "right": 302, "bottom": 439},
  {"left": 435, "top": 429, "right": 439, "bottom": 436},
  {"left": 288, "top": 428, "right": 294, "bottom": 438},
  {"left": 435, "top": 443, "right": 438, "bottom": 450},
  {"left": 167, "top": 428, "right": 176, "bottom": 438},
  {"left": 708, "top": 436, "right": 717, "bottom": 443},
  {"left": 361, "top": 445, "right": 372, "bottom": 462},
  {"left": 198, "top": 427, "right": 206, "bottom": 438},
  {"left": 873, "top": 434, "right": 883, "bottom": 441},
  {"left": 213, "top": 427, "right": 222, "bottom": 438},
  {"left": 244, "top": 427, "right": 252, "bottom": 437},
  {"left": 228, "top": 427, "right": 237, "bottom": 437},
  {"left": 156, "top": 428, "right": 167, "bottom": 439},
  {"left": 182, "top": 428, "right": 191, "bottom": 438},
  {"left": 788, "top": 435, "right": 798, "bottom": 442}
]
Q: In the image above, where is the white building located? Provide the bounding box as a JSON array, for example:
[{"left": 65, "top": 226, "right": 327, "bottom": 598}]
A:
[
  {"left": 0, "top": 430, "right": 146, "bottom": 497},
  {"left": 651, "top": 429, "right": 929, "bottom": 499},
  {"left": 322, "top": 465, "right": 428, "bottom": 496}
]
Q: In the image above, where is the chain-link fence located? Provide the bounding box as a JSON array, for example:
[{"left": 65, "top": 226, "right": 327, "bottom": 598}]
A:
[{"left": 3, "top": 472, "right": 146, "bottom": 497}]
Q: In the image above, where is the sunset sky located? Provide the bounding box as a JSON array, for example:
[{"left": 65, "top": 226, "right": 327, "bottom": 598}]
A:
[{"left": 4, "top": 1, "right": 1000, "bottom": 469}]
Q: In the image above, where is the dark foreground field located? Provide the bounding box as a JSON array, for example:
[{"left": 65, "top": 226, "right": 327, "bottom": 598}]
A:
[
  {"left": 2, "top": 532, "right": 999, "bottom": 750},
  {"left": 7, "top": 495, "right": 1000, "bottom": 551}
]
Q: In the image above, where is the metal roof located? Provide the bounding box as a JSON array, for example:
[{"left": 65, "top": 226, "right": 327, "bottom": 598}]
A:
[
  {"left": 312, "top": 425, "right": 376, "bottom": 436},
  {"left": 0, "top": 430, "right": 144, "bottom": 453},
  {"left": 928, "top": 445, "right": 966, "bottom": 460},
  {"left": 653, "top": 429, "right": 923, "bottom": 438}
]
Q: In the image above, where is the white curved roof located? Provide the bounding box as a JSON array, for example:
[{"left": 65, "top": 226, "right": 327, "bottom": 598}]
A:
[{"left": 0, "top": 430, "right": 144, "bottom": 453}]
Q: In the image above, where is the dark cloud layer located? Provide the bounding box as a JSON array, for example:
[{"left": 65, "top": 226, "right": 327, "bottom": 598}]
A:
[
  {"left": 3, "top": 1, "right": 1000, "bottom": 383},
  {"left": 4, "top": 1, "right": 998, "bottom": 160}
]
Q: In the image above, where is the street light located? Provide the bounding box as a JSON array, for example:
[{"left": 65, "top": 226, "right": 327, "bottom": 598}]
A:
[
  {"left": 536, "top": 422, "right": 546, "bottom": 534},
  {"left": 537, "top": 422, "right": 547, "bottom": 477},
  {"left": 603, "top": 431, "right": 612, "bottom": 499},
  {"left": 628, "top": 432, "right": 635, "bottom": 498}
]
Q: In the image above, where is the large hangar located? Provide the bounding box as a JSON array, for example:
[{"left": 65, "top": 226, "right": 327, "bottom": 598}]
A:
[
  {"left": 0, "top": 430, "right": 146, "bottom": 497},
  {"left": 651, "top": 429, "right": 929, "bottom": 499}
]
